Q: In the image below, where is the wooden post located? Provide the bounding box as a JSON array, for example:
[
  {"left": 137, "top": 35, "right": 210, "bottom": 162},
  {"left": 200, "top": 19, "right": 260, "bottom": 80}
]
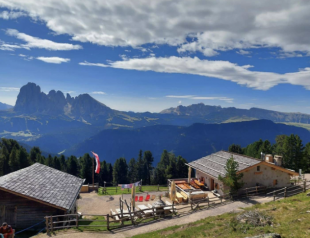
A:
[
  {"left": 76, "top": 214, "right": 79, "bottom": 228},
  {"left": 172, "top": 201, "right": 175, "bottom": 214},
  {"left": 158, "top": 184, "right": 159, "bottom": 191},
  {"left": 220, "top": 196, "right": 223, "bottom": 204},
  {"left": 273, "top": 191, "right": 276, "bottom": 201},
  {"left": 116, "top": 186, "right": 117, "bottom": 193},
  {"left": 107, "top": 214, "right": 110, "bottom": 230},
  {"left": 45, "top": 217, "right": 49, "bottom": 234},
  {"left": 246, "top": 188, "right": 248, "bottom": 197},
  {"left": 284, "top": 187, "right": 287, "bottom": 198},
  {"left": 256, "top": 186, "right": 258, "bottom": 194},
  {"left": 304, "top": 180, "right": 306, "bottom": 192},
  {"left": 207, "top": 197, "right": 210, "bottom": 208}
]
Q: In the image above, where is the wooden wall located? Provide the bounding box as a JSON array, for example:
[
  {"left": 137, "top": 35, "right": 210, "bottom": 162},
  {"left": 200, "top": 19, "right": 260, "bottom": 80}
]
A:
[{"left": 0, "top": 190, "right": 65, "bottom": 229}]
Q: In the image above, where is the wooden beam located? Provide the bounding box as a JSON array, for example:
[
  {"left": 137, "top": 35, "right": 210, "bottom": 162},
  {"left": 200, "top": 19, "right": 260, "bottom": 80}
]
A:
[{"left": 0, "top": 187, "right": 67, "bottom": 211}]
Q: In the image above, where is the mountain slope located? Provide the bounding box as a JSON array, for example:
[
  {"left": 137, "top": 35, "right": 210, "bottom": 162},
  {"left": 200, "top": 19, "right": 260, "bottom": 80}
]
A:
[
  {"left": 0, "top": 102, "right": 13, "bottom": 111},
  {"left": 66, "top": 120, "right": 310, "bottom": 164}
]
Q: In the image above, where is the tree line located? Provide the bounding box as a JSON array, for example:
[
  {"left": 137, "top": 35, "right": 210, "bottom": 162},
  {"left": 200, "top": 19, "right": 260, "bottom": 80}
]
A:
[
  {"left": 228, "top": 134, "right": 310, "bottom": 172},
  {"left": 0, "top": 138, "right": 189, "bottom": 186}
]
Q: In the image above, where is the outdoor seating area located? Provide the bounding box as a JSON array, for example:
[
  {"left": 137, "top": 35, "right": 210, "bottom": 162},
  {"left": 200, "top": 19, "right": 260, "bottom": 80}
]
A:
[{"left": 169, "top": 178, "right": 209, "bottom": 203}]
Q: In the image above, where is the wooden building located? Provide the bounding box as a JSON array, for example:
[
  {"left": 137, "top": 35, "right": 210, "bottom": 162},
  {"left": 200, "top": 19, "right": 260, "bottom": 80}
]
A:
[
  {"left": 0, "top": 163, "right": 84, "bottom": 229},
  {"left": 187, "top": 151, "right": 299, "bottom": 195}
]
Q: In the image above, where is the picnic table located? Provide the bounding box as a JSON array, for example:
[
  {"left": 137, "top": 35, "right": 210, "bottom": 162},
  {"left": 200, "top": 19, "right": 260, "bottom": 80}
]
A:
[{"left": 137, "top": 205, "right": 153, "bottom": 216}]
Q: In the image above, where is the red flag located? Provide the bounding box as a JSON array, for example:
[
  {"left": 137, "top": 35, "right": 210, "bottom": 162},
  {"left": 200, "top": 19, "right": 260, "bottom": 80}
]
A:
[{"left": 91, "top": 151, "right": 100, "bottom": 174}]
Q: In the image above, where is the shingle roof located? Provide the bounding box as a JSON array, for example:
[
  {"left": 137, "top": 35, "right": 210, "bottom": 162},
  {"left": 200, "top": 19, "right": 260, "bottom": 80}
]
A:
[
  {"left": 188, "top": 151, "right": 261, "bottom": 178},
  {"left": 0, "top": 163, "right": 84, "bottom": 211}
]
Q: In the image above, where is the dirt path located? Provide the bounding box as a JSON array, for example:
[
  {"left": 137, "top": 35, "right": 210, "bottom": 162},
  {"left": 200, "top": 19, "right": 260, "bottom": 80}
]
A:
[{"left": 35, "top": 196, "right": 274, "bottom": 238}]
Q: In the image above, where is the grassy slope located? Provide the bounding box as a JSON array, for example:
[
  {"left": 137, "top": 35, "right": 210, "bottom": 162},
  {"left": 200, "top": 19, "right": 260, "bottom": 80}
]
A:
[
  {"left": 280, "top": 122, "right": 310, "bottom": 131},
  {"left": 98, "top": 186, "right": 168, "bottom": 196},
  {"left": 133, "top": 190, "right": 310, "bottom": 238}
]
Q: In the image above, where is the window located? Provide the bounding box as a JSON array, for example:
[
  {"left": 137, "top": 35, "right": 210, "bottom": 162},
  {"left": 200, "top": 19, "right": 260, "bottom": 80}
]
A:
[
  {"left": 273, "top": 179, "right": 278, "bottom": 186},
  {"left": 257, "top": 166, "right": 260, "bottom": 171}
]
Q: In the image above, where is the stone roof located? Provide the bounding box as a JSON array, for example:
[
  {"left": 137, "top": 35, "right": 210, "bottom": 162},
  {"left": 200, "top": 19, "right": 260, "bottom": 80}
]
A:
[
  {"left": 0, "top": 163, "right": 84, "bottom": 211},
  {"left": 188, "top": 151, "right": 261, "bottom": 178}
]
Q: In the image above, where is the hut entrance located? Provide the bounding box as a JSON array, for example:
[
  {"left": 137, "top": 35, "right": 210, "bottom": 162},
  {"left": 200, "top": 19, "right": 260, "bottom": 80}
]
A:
[
  {"left": 0, "top": 206, "right": 17, "bottom": 227},
  {"left": 210, "top": 178, "right": 215, "bottom": 190}
]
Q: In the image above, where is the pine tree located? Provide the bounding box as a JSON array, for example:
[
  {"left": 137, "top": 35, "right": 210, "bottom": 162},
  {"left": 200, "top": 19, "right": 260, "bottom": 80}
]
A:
[
  {"left": 113, "top": 157, "right": 128, "bottom": 185},
  {"left": 79, "top": 154, "right": 93, "bottom": 183},
  {"left": 46, "top": 154, "right": 54, "bottom": 168},
  {"left": 128, "top": 158, "right": 137, "bottom": 183},
  {"left": 53, "top": 156, "right": 61, "bottom": 170},
  {"left": 29, "top": 147, "right": 42, "bottom": 164},
  {"left": 18, "top": 147, "right": 30, "bottom": 169},
  {"left": 59, "top": 154, "right": 67, "bottom": 172},
  {"left": 228, "top": 144, "right": 243, "bottom": 154},
  {"left": 67, "top": 155, "right": 79, "bottom": 176},
  {"left": 136, "top": 150, "right": 145, "bottom": 181},
  {"left": 9, "top": 147, "right": 19, "bottom": 171},
  {"left": 143, "top": 151, "right": 154, "bottom": 185},
  {"left": 218, "top": 156, "right": 244, "bottom": 193},
  {"left": 176, "top": 156, "right": 188, "bottom": 178}
]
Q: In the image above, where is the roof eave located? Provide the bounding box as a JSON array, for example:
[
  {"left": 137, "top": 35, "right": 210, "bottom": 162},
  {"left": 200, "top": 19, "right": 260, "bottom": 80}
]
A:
[{"left": 67, "top": 179, "right": 86, "bottom": 212}]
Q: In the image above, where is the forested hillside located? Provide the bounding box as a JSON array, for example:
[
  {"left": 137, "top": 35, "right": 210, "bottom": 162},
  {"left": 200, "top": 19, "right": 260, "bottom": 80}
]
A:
[
  {"left": 66, "top": 120, "right": 310, "bottom": 164},
  {"left": 0, "top": 138, "right": 189, "bottom": 186}
]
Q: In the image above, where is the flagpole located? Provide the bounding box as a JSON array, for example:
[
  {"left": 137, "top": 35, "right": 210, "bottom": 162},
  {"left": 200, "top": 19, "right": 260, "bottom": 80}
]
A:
[{"left": 92, "top": 156, "right": 94, "bottom": 188}]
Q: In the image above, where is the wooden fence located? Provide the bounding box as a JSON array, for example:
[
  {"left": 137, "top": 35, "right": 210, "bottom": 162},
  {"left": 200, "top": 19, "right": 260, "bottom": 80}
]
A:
[
  {"left": 45, "top": 192, "right": 232, "bottom": 233},
  {"left": 99, "top": 184, "right": 168, "bottom": 194}
]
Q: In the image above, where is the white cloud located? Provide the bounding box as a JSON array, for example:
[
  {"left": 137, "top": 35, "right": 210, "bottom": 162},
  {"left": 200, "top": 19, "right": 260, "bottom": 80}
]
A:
[
  {"left": 91, "top": 91, "right": 105, "bottom": 95},
  {"left": 0, "top": 40, "right": 22, "bottom": 51},
  {"left": 237, "top": 50, "right": 251, "bottom": 55},
  {"left": 80, "top": 56, "right": 310, "bottom": 90},
  {"left": 166, "top": 95, "right": 195, "bottom": 99},
  {"left": 1, "top": 1, "right": 310, "bottom": 56},
  {"left": 0, "top": 87, "right": 20, "bottom": 92},
  {"left": 0, "top": 10, "right": 26, "bottom": 19},
  {"left": 79, "top": 61, "right": 109, "bottom": 67},
  {"left": 178, "top": 101, "right": 182, "bottom": 104},
  {"left": 37, "top": 57, "right": 70, "bottom": 64},
  {"left": 6, "top": 29, "right": 82, "bottom": 51},
  {"left": 167, "top": 95, "right": 233, "bottom": 103}
]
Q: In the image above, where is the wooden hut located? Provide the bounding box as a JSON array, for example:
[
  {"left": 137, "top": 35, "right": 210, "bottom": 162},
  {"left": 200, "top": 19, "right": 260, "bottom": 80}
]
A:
[{"left": 0, "top": 163, "right": 84, "bottom": 229}]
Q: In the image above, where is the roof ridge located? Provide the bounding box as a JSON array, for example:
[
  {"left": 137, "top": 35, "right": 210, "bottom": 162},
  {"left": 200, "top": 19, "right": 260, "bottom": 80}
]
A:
[{"left": 220, "top": 150, "right": 262, "bottom": 162}]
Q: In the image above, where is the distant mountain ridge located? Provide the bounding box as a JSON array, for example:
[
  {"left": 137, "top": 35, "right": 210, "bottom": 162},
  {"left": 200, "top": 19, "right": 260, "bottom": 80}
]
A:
[
  {"left": 160, "top": 103, "right": 310, "bottom": 124},
  {"left": 0, "top": 102, "right": 13, "bottom": 111}
]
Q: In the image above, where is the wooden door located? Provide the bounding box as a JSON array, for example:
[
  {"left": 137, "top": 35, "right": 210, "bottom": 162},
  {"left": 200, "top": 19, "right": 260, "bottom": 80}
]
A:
[
  {"left": 210, "top": 178, "right": 215, "bottom": 190},
  {"left": 4, "top": 206, "right": 17, "bottom": 227}
]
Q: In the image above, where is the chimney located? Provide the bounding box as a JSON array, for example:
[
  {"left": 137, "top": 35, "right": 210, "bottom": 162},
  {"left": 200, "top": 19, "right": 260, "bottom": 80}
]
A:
[
  {"left": 274, "top": 155, "right": 283, "bottom": 167},
  {"left": 265, "top": 154, "right": 274, "bottom": 163}
]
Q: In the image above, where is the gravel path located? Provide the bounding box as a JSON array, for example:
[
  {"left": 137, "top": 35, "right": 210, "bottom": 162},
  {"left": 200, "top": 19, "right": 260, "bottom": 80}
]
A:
[{"left": 35, "top": 196, "right": 274, "bottom": 238}]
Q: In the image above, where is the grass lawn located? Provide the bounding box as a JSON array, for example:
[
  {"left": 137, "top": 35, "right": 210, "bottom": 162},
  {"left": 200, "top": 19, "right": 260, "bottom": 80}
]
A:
[
  {"left": 133, "top": 190, "right": 310, "bottom": 238},
  {"left": 98, "top": 185, "right": 168, "bottom": 196}
]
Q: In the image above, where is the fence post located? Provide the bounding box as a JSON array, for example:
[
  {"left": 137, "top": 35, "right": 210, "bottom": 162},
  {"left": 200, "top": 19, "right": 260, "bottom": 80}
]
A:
[
  {"left": 304, "top": 180, "right": 306, "bottom": 192},
  {"left": 107, "top": 214, "right": 110, "bottom": 230},
  {"left": 50, "top": 216, "right": 54, "bottom": 233},
  {"left": 207, "top": 197, "right": 210, "bottom": 208},
  {"left": 284, "top": 187, "right": 287, "bottom": 198},
  {"left": 220, "top": 196, "right": 223, "bottom": 204},
  {"left": 246, "top": 188, "right": 248, "bottom": 197},
  {"left": 45, "top": 217, "right": 49, "bottom": 234},
  {"left": 152, "top": 207, "right": 155, "bottom": 220},
  {"left": 273, "top": 191, "right": 275, "bottom": 201},
  {"left": 172, "top": 201, "right": 175, "bottom": 214},
  {"left": 158, "top": 184, "right": 159, "bottom": 191},
  {"left": 76, "top": 214, "right": 79, "bottom": 228},
  {"left": 256, "top": 186, "right": 258, "bottom": 194}
]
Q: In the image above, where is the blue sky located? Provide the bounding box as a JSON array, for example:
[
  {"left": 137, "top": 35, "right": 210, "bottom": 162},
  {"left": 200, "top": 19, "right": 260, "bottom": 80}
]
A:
[{"left": 1, "top": 1, "right": 310, "bottom": 113}]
